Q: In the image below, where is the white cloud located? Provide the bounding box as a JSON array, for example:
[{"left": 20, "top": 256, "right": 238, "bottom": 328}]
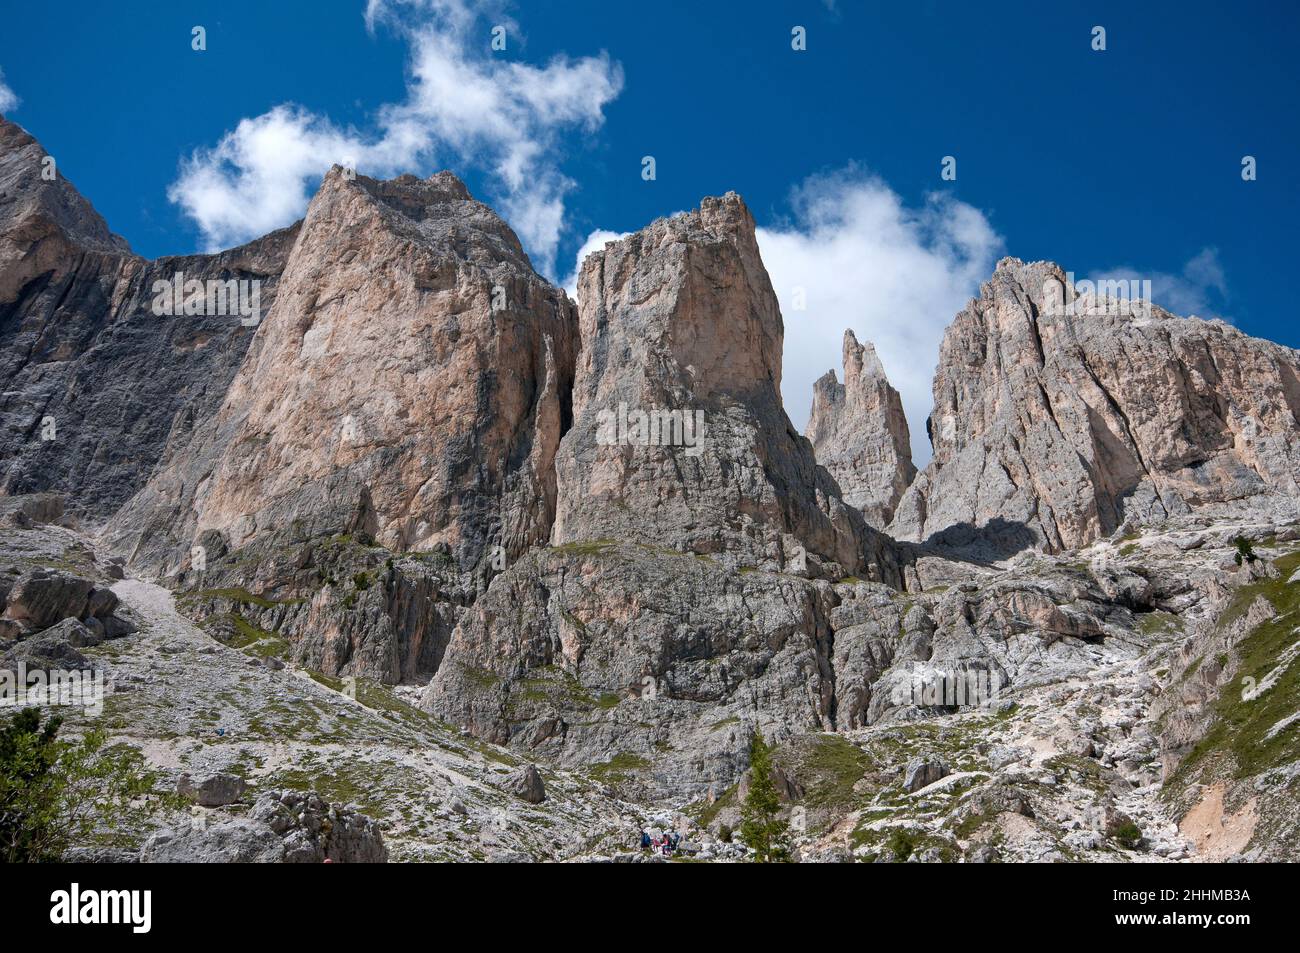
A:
[
  {"left": 560, "top": 228, "right": 629, "bottom": 297},
  {"left": 1087, "top": 248, "right": 1230, "bottom": 322},
  {"left": 168, "top": 107, "right": 359, "bottom": 253},
  {"left": 755, "top": 168, "right": 1003, "bottom": 466},
  {"left": 0, "top": 68, "right": 19, "bottom": 113},
  {"left": 169, "top": 0, "right": 622, "bottom": 276}
]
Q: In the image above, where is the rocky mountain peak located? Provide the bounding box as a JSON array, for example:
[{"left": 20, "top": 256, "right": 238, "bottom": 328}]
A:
[
  {"left": 108, "top": 163, "right": 577, "bottom": 578},
  {"left": 8, "top": 107, "right": 1300, "bottom": 865},
  {"left": 806, "top": 329, "right": 916, "bottom": 527},
  {"left": 0, "top": 117, "right": 133, "bottom": 261},
  {"left": 315, "top": 165, "right": 532, "bottom": 273},
  {"left": 842, "top": 328, "right": 884, "bottom": 380},
  {"left": 0, "top": 118, "right": 133, "bottom": 306},
  {"left": 6, "top": 118, "right": 1300, "bottom": 860},
  {"left": 390, "top": 169, "right": 472, "bottom": 199},
  {"left": 570, "top": 191, "right": 782, "bottom": 400},
  {"left": 424, "top": 193, "right": 908, "bottom": 784},
  {"left": 552, "top": 192, "right": 900, "bottom": 580},
  {"left": 889, "top": 257, "right": 1300, "bottom": 556}
]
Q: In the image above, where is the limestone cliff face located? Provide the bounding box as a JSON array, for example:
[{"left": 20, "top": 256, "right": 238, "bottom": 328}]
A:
[
  {"left": 0, "top": 117, "right": 131, "bottom": 300},
  {"left": 0, "top": 117, "right": 296, "bottom": 521},
  {"left": 889, "top": 258, "right": 1300, "bottom": 555},
  {"left": 423, "top": 196, "right": 911, "bottom": 797},
  {"left": 109, "top": 168, "right": 577, "bottom": 575},
  {"left": 806, "top": 329, "right": 916, "bottom": 527},
  {"left": 103, "top": 168, "right": 577, "bottom": 684},
  {"left": 551, "top": 193, "right": 894, "bottom": 580}
]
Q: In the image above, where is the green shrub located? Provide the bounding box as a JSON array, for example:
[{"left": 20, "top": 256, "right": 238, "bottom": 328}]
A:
[
  {"left": 1, "top": 709, "right": 160, "bottom": 862},
  {"left": 1111, "top": 821, "right": 1143, "bottom": 848},
  {"left": 886, "top": 826, "right": 921, "bottom": 861}
]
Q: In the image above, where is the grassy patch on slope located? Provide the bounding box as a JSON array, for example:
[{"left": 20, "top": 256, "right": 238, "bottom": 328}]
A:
[{"left": 1175, "top": 549, "right": 1300, "bottom": 781}]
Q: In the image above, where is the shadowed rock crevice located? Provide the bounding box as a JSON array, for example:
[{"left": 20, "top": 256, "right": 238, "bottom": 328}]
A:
[{"left": 919, "top": 518, "right": 1040, "bottom": 564}]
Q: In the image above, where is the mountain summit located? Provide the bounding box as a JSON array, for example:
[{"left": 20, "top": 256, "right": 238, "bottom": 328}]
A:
[{"left": 888, "top": 257, "right": 1300, "bottom": 556}]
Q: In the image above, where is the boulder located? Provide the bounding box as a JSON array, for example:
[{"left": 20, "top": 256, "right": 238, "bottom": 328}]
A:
[
  {"left": 903, "top": 756, "right": 951, "bottom": 793},
  {"left": 0, "top": 493, "right": 65, "bottom": 529},
  {"left": 0, "top": 617, "right": 32, "bottom": 643},
  {"left": 1, "top": 625, "right": 92, "bottom": 669},
  {"left": 43, "top": 617, "right": 101, "bottom": 648},
  {"left": 508, "top": 764, "right": 547, "bottom": 804},
  {"left": 248, "top": 790, "right": 388, "bottom": 863},
  {"left": 142, "top": 792, "right": 388, "bottom": 863},
  {"left": 1, "top": 569, "right": 92, "bottom": 630},
  {"left": 177, "top": 772, "right": 247, "bottom": 807},
  {"left": 139, "top": 819, "right": 286, "bottom": 863},
  {"left": 101, "top": 614, "right": 137, "bottom": 639},
  {"left": 84, "top": 587, "right": 119, "bottom": 619}
]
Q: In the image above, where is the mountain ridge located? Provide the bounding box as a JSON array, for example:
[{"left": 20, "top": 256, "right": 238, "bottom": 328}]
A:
[{"left": 3, "top": 116, "right": 1300, "bottom": 861}]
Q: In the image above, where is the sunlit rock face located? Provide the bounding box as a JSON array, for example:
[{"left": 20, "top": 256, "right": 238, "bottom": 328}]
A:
[
  {"left": 552, "top": 192, "right": 900, "bottom": 582},
  {"left": 109, "top": 168, "right": 578, "bottom": 576},
  {"left": 890, "top": 257, "right": 1300, "bottom": 556},
  {"left": 806, "top": 329, "right": 916, "bottom": 528}
]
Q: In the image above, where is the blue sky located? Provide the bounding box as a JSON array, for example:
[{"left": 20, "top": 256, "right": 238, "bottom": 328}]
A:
[{"left": 1, "top": 0, "right": 1296, "bottom": 459}]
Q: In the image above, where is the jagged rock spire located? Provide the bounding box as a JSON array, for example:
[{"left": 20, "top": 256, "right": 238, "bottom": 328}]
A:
[
  {"left": 551, "top": 192, "right": 901, "bottom": 580},
  {"left": 806, "top": 329, "right": 916, "bottom": 527}
]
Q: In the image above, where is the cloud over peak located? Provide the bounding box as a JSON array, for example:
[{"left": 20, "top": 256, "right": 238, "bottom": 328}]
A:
[
  {"left": 756, "top": 169, "right": 1004, "bottom": 465},
  {"left": 169, "top": 0, "right": 622, "bottom": 276}
]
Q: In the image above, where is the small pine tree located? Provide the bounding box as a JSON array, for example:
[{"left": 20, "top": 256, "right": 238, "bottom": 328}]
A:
[
  {"left": 738, "top": 731, "right": 790, "bottom": 863},
  {"left": 1233, "top": 536, "right": 1258, "bottom": 566}
]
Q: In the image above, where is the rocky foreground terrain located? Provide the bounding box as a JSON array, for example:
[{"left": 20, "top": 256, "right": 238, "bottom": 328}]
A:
[{"left": 3, "top": 114, "right": 1299, "bottom": 861}]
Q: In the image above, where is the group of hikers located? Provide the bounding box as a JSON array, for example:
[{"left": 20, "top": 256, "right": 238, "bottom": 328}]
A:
[{"left": 639, "top": 829, "right": 682, "bottom": 855}]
